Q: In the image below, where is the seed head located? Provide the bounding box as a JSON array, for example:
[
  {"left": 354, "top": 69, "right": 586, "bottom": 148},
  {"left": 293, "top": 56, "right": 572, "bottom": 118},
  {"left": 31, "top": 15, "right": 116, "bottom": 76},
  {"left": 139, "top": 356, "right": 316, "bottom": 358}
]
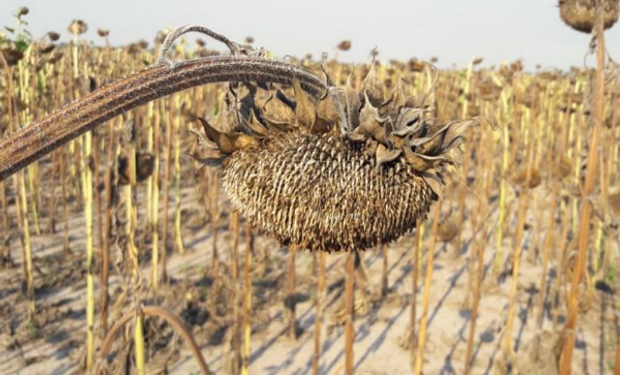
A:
[
  {"left": 1, "top": 48, "right": 24, "bottom": 66},
  {"left": 68, "top": 20, "right": 88, "bottom": 36},
  {"left": 47, "top": 31, "right": 61, "bottom": 42},
  {"left": 337, "top": 40, "right": 352, "bottom": 52},
  {"left": 559, "top": 0, "right": 619, "bottom": 33},
  {"left": 194, "top": 65, "right": 478, "bottom": 252}
]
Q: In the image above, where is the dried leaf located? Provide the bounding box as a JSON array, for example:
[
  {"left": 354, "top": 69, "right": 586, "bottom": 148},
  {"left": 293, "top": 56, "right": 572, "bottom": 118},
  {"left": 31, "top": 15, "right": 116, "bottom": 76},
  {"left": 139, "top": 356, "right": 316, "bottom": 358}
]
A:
[
  {"left": 262, "top": 94, "right": 295, "bottom": 126},
  {"left": 388, "top": 133, "right": 408, "bottom": 149},
  {"left": 342, "top": 85, "right": 362, "bottom": 129},
  {"left": 197, "top": 117, "right": 258, "bottom": 154},
  {"left": 414, "top": 119, "right": 477, "bottom": 156},
  {"left": 361, "top": 63, "right": 384, "bottom": 107},
  {"left": 316, "top": 94, "right": 340, "bottom": 125},
  {"left": 375, "top": 144, "right": 401, "bottom": 168},
  {"left": 356, "top": 97, "right": 388, "bottom": 145},
  {"left": 381, "top": 79, "right": 408, "bottom": 119},
  {"left": 241, "top": 112, "right": 269, "bottom": 137},
  {"left": 392, "top": 107, "right": 426, "bottom": 137},
  {"left": 421, "top": 171, "right": 444, "bottom": 198},
  {"left": 293, "top": 79, "right": 317, "bottom": 128},
  {"left": 403, "top": 147, "right": 452, "bottom": 172}
]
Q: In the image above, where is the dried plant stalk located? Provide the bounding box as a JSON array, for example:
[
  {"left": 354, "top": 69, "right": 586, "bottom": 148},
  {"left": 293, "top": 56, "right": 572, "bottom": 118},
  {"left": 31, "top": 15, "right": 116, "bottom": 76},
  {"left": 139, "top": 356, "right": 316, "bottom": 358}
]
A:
[
  {"left": 99, "top": 116, "right": 117, "bottom": 335},
  {"left": 97, "top": 306, "right": 211, "bottom": 375},
  {"left": 0, "top": 56, "right": 327, "bottom": 181},
  {"left": 125, "top": 125, "right": 139, "bottom": 277},
  {"left": 559, "top": 2, "right": 606, "bottom": 373},
  {"left": 230, "top": 210, "right": 242, "bottom": 374},
  {"left": 151, "top": 105, "right": 161, "bottom": 290},
  {"left": 60, "top": 151, "right": 70, "bottom": 252},
  {"left": 134, "top": 310, "right": 146, "bottom": 375},
  {"left": 536, "top": 184, "right": 559, "bottom": 329},
  {"left": 614, "top": 331, "right": 620, "bottom": 375},
  {"left": 454, "top": 57, "right": 476, "bottom": 257},
  {"left": 344, "top": 252, "right": 355, "bottom": 375},
  {"left": 414, "top": 201, "right": 441, "bottom": 375},
  {"left": 312, "top": 251, "right": 326, "bottom": 375},
  {"left": 288, "top": 247, "right": 297, "bottom": 339},
  {"left": 495, "top": 111, "right": 510, "bottom": 276},
  {"left": 210, "top": 170, "right": 220, "bottom": 277},
  {"left": 464, "top": 199, "right": 487, "bottom": 375},
  {"left": 161, "top": 101, "right": 174, "bottom": 283},
  {"left": 408, "top": 221, "right": 422, "bottom": 349},
  {"left": 502, "top": 108, "right": 536, "bottom": 366},
  {"left": 1, "top": 53, "right": 36, "bottom": 314},
  {"left": 81, "top": 130, "right": 96, "bottom": 371},
  {"left": 0, "top": 181, "right": 9, "bottom": 265},
  {"left": 18, "top": 170, "right": 35, "bottom": 314},
  {"left": 381, "top": 245, "right": 389, "bottom": 296},
  {"left": 242, "top": 222, "right": 254, "bottom": 375},
  {"left": 173, "top": 97, "right": 185, "bottom": 255}
]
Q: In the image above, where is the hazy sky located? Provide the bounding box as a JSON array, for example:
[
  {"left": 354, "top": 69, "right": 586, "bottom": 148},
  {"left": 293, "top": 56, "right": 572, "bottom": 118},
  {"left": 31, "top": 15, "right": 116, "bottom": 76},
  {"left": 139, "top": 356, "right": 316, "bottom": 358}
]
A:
[{"left": 2, "top": 0, "right": 619, "bottom": 70}]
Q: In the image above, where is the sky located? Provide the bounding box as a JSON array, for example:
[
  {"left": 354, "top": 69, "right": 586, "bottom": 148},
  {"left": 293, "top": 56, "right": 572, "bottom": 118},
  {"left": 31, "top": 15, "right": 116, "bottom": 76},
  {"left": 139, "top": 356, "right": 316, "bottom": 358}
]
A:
[{"left": 2, "top": 0, "right": 619, "bottom": 70}]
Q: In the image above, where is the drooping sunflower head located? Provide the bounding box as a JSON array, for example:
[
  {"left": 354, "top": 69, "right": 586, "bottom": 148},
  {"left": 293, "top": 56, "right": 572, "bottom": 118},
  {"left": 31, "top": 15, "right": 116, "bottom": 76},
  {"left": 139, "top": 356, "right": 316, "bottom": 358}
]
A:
[{"left": 193, "top": 61, "right": 479, "bottom": 252}]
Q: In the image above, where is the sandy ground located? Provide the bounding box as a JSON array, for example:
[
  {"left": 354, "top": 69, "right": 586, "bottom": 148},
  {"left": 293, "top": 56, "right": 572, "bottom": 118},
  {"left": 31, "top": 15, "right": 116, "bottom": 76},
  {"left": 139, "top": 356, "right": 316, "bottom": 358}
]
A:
[{"left": 1, "top": 183, "right": 619, "bottom": 375}]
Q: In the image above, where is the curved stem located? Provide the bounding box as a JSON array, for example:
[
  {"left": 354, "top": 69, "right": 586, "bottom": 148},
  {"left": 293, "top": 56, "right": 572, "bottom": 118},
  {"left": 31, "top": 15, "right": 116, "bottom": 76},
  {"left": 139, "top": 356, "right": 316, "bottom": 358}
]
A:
[
  {"left": 96, "top": 305, "right": 211, "bottom": 375},
  {"left": 0, "top": 56, "right": 327, "bottom": 181}
]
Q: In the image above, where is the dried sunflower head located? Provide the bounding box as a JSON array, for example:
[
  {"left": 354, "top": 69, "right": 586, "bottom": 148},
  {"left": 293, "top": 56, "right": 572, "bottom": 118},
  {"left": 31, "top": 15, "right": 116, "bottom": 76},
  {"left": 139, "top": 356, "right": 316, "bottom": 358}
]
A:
[
  {"left": 68, "top": 20, "right": 88, "bottom": 36},
  {"left": 194, "top": 63, "right": 479, "bottom": 252},
  {"left": 559, "top": 0, "right": 619, "bottom": 33}
]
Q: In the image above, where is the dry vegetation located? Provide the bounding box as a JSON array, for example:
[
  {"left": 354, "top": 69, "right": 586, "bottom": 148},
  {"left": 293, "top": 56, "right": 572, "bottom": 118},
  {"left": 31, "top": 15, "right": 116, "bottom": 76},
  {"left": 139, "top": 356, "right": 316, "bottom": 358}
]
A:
[{"left": 1, "top": 2, "right": 620, "bottom": 375}]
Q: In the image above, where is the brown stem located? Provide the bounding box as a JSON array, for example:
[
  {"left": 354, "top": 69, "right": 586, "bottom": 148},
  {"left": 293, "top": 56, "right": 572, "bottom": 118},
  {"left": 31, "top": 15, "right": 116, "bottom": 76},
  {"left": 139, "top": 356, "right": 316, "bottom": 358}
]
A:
[
  {"left": 502, "top": 114, "right": 536, "bottom": 366},
  {"left": 535, "top": 184, "right": 559, "bottom": 330},
  {"left": 464, "top": 201, "right": 487, "bottom": 375},
  {"left": 230, "top": 210, "right": 241, "bottom": 374},
  {"left": 99, "top": 116, "right": 117, "bottom": 335},
  {"left": 454, "top": 134, "right": 471, "bottom": 258},
  {"left": 48, "top": 151, "right": 58, "bottom": 234},
  {"left": 60, "top": 150, "right": 70, "bottom": 253},
  {"left": 0, "top": 56, "right": 327, "bottom": 181},
  {"left": 409, "top": 221, "right": 422, "bottom": 348},
  {"left": 559, "top": 0, "right": 605, "bottom": 372},
  {"left": 414, "top": 200, "right": 442, "bottom": 375},
  {"left": 380, "top": 245, "right": 388, "bottom": 297},
  {"left": 553, "top": 208, "right": 571, "bottom": 328},
  {"left": 312, "top": 251, "right": 326, "bottom": 375},
  {"left": 614, "top": 327, "right": 620, "bottom": 375},
  {"left": 288, "top": 247, "right": 297, "bottom": 339},
  {"left": 93, "top": 131, "right": 104, "bottom": 252},
  {"left": 210, "top": 171, "right": 219, "bottom": 277},
  {"left": 242, "top": 222, "right": 254, "bottom": 373},
  {"left": 161, "top": 100, "right": 173, "bottom": 284},
  {"left": 345, "top": 251, "right": 356, "bottom": 375},
  {"left": 0, "top": 181, "right": 10, "bottom": 266},
  {"left": 96, "top": 306, "right": 211, "bottom": 375}
]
